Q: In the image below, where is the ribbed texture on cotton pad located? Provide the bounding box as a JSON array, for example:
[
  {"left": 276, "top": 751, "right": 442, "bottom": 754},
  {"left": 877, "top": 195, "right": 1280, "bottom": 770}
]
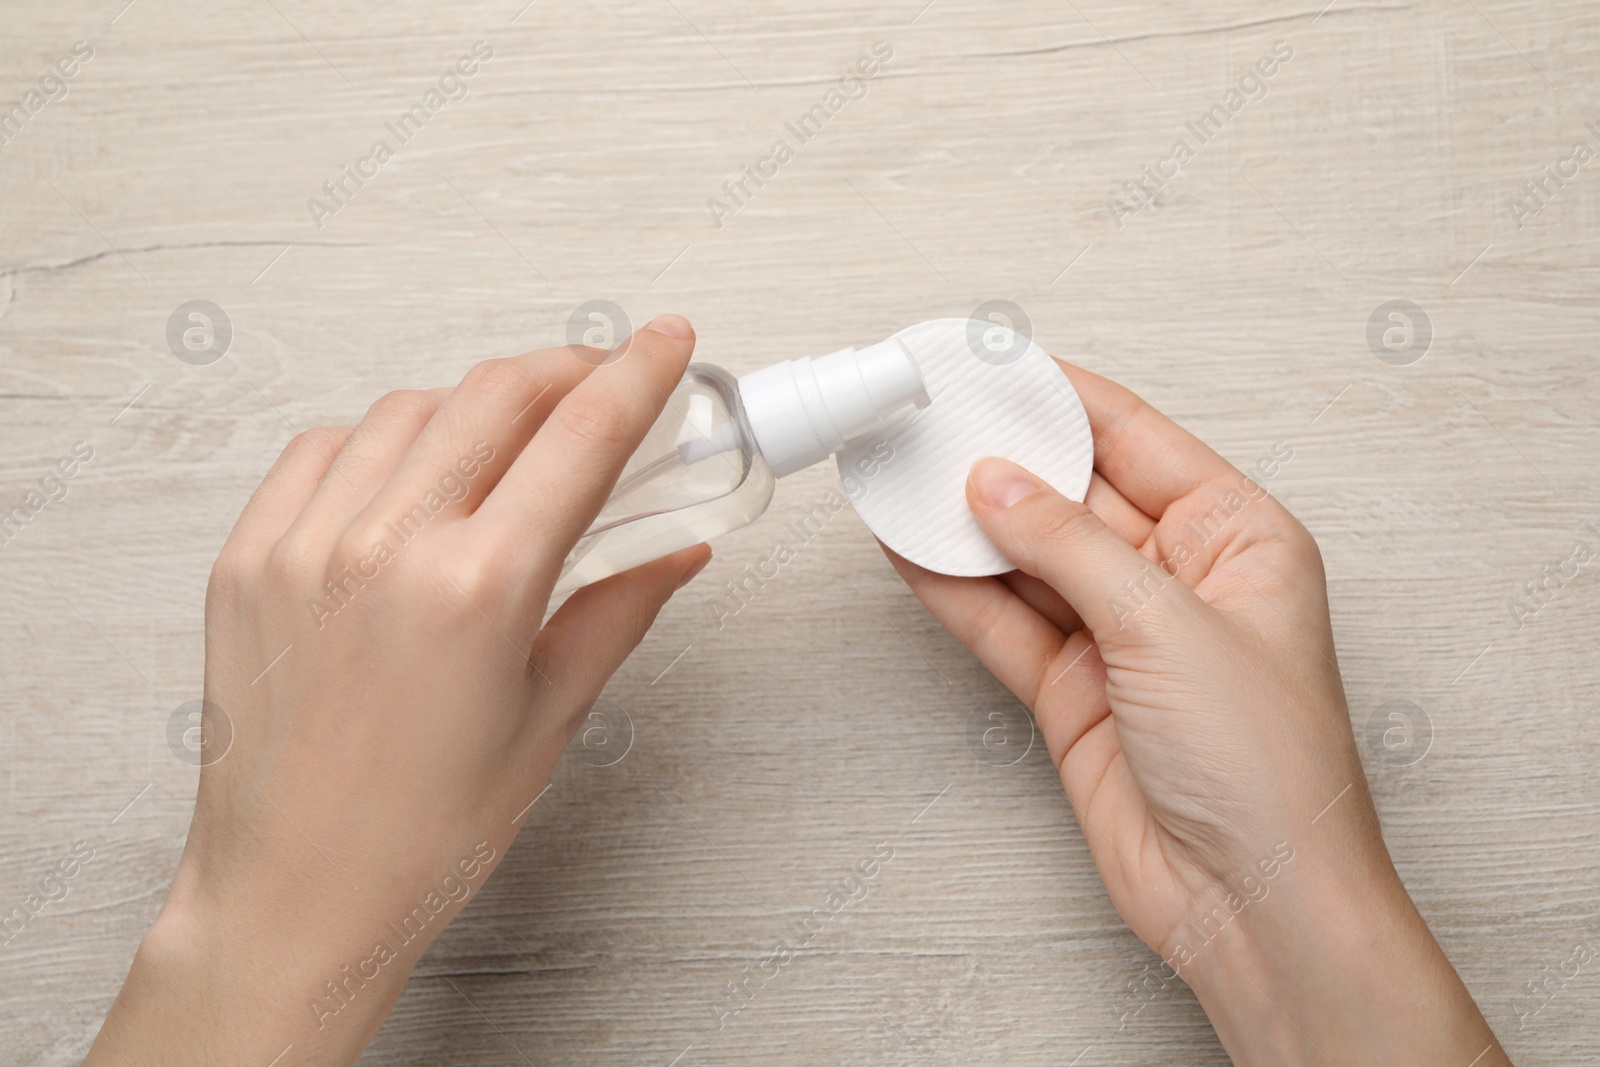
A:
[{"left": 836, "top": 318, "right": 1094, "bottom": 577}]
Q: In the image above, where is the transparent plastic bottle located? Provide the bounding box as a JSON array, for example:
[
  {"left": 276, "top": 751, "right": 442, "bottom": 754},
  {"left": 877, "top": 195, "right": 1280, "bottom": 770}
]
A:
[{"left": 552, "top": 338, "right": 929, "bottom": 595}]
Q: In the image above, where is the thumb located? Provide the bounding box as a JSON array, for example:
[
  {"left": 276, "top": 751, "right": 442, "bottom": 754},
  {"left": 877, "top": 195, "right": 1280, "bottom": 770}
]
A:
[{"left": 967, "top": 456, "right": 1197, "bottom": 639}]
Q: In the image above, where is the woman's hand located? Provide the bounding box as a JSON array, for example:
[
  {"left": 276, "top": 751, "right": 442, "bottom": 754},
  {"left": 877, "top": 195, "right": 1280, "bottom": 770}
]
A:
[
  {"left": 89, "top": 316, "right": 710, "bottom": 1066},
  {"left": 885, "top": 360, "right": 1510, "bottom": 1066}
]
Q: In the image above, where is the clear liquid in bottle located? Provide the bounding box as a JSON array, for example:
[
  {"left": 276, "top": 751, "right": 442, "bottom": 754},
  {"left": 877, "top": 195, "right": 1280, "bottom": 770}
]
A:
[{"left": 552, "top": 364, "right": 774, "bottom": 594}]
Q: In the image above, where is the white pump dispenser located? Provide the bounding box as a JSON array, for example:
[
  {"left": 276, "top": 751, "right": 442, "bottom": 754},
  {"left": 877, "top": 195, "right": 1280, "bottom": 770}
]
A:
[
  {"left": 736, "top": 339, "right": 930, "bottom": 477},
  {"left": 552, "top": 337, "right": 929, "bottom": 595}
]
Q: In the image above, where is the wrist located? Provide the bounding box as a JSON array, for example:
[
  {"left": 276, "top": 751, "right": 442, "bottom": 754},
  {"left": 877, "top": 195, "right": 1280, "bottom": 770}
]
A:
[
  {"left": 91, "top": 871, "right": 422, "bottom": 1066},
  {"left": 1175, "top": 845, "right": 1505, "bottom": 1067}
]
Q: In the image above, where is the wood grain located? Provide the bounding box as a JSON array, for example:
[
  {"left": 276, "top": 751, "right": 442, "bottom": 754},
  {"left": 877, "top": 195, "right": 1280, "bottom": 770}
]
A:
[{"left": 2, "top": 0, "right": 1597, "bottom": 1063}]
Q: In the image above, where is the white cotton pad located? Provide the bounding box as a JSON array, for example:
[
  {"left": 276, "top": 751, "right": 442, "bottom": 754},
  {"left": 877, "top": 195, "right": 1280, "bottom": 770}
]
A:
[{"left": 835, "top": 318, "right": 1094, "bottom": 577}]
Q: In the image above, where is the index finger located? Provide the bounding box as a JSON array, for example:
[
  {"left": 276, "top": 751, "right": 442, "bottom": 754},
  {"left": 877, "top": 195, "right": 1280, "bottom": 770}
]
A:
[
  {"left": 473, "top": 315, "right": 697, "bottom": 585},
  {"left": 1056, "top": 359, "right": 1240, "bottom": 519}
]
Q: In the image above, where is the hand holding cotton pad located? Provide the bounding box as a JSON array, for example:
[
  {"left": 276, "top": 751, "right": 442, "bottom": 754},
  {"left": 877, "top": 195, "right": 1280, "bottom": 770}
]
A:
[{"left": 836, "top": 318, "right": 1094, "bottom": 576}]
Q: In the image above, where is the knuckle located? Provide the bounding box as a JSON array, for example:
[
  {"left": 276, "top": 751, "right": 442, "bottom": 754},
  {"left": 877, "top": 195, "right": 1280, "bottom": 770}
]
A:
[
  {"left": 366, "top": 389, "right": 436, "bottom": 426},
  {"left": 266, "top": 531, "right": 324, "bottom": 585},
  {"left": 333, "top": 525, "right": 387, "bottom": 573},
  {"left": 429, "top": 556, "right": 508, "bottom": 617},
  {"left": 567, "top": 344, "right": 610, "bottom": 365},
  {"left": 1247, "top": 494, "right": 1325, "bottom": 575},
  {"left": 315, "top": 532, "right": 389, "bottom": 602},
  {"left": 461, "top": 357, "right": 531, "bottom": 401},
  {"left": 555, "top": 391, "right": 633, "bottom": 449},
  {"left": 1035, "top": 502, "right": 1106, "bottom": 552},
  {"left": 965, "top": 582, "right": 1014, "bottom": 639},
  {"left": 205, "top": 548, "right": 254, "bottom": 611},
  {"left": 286, "top": 426, "right": 346, "bottom": 464},
  {"left": 1279, "top": 517, "right": 1325, "bottom": 575}
]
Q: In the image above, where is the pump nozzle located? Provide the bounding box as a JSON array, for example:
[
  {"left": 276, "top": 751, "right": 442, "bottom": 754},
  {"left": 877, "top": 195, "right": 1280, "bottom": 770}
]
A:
[{"left": 735, "top": 338, "right": 929, "bottom": 479}]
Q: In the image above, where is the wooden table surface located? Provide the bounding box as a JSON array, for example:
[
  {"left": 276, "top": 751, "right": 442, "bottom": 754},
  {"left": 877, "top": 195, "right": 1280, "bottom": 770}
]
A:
[{"left": 3, "top": 1, "right": 1597, "bottom": 1063}]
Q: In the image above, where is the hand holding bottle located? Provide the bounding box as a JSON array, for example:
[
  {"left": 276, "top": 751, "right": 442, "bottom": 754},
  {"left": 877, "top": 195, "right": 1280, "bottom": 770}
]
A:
[
  {"left": 88, "top": 317, "right": 711, "bottom": 1066},
  {"left": 884, "top": 359, "right": 1512, "bottom": 1065}
]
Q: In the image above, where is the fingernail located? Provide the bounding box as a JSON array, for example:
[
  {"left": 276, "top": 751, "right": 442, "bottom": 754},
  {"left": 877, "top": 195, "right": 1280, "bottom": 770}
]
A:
[
  {"left": 646, "top": 314, "right": 693, "bottom": 340},
  {"left": 676, "top": 552, "right": 711, "bottom": 589},
  {"left": 971, "top": 457, "right": 1044, "bottom": 509}
]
